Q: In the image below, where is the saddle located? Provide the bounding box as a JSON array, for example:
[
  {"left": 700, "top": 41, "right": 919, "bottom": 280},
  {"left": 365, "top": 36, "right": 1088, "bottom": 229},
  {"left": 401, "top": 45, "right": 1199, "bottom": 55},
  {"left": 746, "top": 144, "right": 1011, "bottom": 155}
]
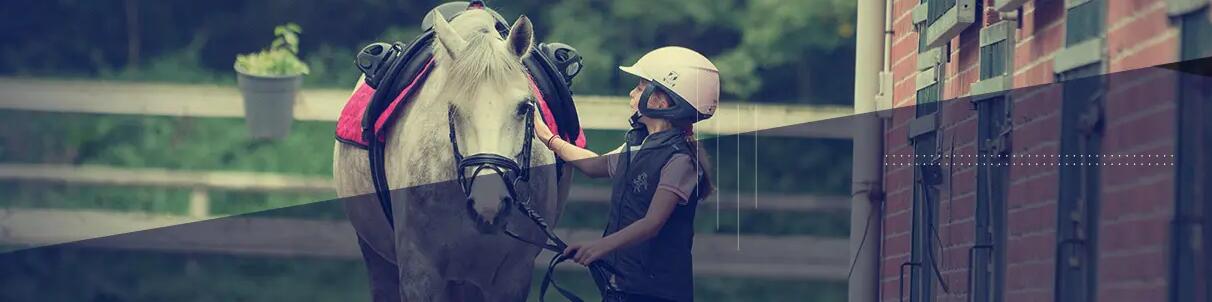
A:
[{"left": 333, "top": 10, "right": 586, "bottom": 149}]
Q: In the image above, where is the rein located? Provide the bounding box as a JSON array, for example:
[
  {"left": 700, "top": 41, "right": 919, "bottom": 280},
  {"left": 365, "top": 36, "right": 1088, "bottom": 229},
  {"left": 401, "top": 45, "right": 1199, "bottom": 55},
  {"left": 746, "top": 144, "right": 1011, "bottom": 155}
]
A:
[{"left": 447, "top": 100, "right": 618, "bottom": 302}]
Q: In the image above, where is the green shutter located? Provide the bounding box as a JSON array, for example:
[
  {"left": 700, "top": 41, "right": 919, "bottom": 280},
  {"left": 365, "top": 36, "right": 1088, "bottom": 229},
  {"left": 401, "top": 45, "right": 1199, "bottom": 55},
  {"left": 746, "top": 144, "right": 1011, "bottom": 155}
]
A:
[
  {"left": 1065, "top": 0, "right": 1103, "bottom": 44},
  {"left": 972, "top": 21, "right": 1016, "bottom": 96},
  {"left": 1054, "top": 0, "right": 1105, "bottom": 75},
  {"left": 924, "top": 0, "right": 976, "bottom": 48},
  {"left": 1179, "top": 9, "right": 1212, "bottom": 60}
]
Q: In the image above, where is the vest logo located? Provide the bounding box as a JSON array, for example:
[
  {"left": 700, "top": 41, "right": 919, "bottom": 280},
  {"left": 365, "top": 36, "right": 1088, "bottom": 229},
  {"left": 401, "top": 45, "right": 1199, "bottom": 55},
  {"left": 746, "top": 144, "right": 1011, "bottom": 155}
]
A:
[{"left": 632, "top": 172, "right": 649, "bottom": 193}]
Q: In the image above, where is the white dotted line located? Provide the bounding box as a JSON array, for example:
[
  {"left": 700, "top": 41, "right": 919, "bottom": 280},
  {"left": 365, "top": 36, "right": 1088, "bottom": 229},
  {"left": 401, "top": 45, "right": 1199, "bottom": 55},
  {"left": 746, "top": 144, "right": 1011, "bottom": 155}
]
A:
[
  {"left": 883, "top": 154, "right": 1175, "bottom": 158},
  {"left": 883, "top": 162, "right": 1174, "bottom": 166}
]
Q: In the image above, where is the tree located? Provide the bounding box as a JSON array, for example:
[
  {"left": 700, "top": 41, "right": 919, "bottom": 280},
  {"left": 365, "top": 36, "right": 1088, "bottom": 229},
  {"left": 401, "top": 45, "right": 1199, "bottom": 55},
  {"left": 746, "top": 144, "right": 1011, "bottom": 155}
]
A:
[{"left": 537, "top": 0, "right": 855, "bottom": 103}]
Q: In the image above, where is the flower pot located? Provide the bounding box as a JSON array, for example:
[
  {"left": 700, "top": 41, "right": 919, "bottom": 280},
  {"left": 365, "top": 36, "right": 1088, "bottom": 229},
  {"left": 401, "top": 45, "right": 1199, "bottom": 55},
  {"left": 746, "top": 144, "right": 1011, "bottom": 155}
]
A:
[{"left": 235, "top": 65, "right": 302, "bottom": 140}]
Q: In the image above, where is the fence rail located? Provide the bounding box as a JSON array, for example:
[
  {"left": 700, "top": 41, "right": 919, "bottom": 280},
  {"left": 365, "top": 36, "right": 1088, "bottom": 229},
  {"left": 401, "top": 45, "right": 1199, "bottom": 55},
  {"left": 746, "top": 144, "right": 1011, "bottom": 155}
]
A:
[
  {"left": 0, "top": 77, "right": 854, "bottom": 139},
  {"left": 0, "top": 208, "right": 850, "bottom": 280},
  {"left": 0, "top": 163, "right": 850, "bottom": 217}
]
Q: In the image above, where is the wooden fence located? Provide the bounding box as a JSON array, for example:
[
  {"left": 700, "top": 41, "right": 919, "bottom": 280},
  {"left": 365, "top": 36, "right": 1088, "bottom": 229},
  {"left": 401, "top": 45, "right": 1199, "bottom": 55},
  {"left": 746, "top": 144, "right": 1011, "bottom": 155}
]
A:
[
  {"left": 0, "top": 77, "right": 854, "bottom": 139},
  {"left": 0, "top": 163, "right": 851, "bottom": 280},
  {"left": 0, "top": 78, "right": 854, "bottom": 280}
]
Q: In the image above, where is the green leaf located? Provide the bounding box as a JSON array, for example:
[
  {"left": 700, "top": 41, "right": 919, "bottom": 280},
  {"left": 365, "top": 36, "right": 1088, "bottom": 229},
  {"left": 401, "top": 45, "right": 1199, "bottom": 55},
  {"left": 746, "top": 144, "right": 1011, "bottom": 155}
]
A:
[
  {"left": 235, "top": 23, "right": 309, "bottom": 76},
  {"left": 284, "top": 23, "right": 301, "bottom": 34}
]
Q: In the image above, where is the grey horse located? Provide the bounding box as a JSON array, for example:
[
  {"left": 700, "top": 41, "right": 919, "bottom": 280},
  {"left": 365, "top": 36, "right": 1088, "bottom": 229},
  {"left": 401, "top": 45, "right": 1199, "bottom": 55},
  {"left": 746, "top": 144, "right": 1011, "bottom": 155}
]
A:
[{"left": 333, "top": 9, "right": 572, "bottom": 302}]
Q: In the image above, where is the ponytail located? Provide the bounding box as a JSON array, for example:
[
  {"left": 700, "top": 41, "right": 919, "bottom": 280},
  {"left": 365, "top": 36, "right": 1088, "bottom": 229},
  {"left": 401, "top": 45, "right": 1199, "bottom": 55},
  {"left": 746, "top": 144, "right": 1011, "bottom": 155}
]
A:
[{"left": 680, "top": 124, "right": 715, "bottom": 199}]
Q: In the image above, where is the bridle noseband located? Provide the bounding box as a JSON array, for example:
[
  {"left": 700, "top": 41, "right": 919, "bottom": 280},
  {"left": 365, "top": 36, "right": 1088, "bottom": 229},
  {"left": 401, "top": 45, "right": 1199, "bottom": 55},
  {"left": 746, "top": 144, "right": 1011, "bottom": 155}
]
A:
[{"left": 447, "top": 99, "right": 536, "bottom": 204}]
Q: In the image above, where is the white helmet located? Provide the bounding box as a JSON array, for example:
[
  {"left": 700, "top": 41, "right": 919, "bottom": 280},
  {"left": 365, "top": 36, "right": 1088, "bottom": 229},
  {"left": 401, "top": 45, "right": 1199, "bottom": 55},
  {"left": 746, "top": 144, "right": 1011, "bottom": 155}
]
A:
[{"left": 619, "top": 46, "right": 720, "bottom": 122}]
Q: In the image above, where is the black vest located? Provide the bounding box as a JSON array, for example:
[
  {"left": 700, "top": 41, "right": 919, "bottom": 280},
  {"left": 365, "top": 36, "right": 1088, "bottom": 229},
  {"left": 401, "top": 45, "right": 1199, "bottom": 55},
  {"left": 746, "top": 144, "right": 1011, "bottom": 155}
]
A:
[{"left": 604, "top": 129, "right": 703, "bottom": 302}]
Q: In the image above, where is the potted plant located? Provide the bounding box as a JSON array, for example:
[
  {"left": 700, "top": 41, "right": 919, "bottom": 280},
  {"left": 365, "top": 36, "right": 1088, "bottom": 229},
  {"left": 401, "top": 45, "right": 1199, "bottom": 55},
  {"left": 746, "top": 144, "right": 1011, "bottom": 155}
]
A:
[{"left": 234, "top": 23, "right": 310, "bottom": 139}]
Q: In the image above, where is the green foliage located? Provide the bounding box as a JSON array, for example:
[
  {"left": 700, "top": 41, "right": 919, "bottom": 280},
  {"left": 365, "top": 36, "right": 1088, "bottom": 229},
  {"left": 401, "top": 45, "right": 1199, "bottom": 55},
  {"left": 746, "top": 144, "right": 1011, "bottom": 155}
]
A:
[
  {"left": 98, "top": 34, "right": 234, "bottom": 84},
  {"left": 235, "top": 23, "right": 310, "bottom": 77},
  {"left": 540, "top": 0, "right": 856, "bottom": 102},
  {"left": 1, "top": 0, "right": 855, "bottom": 104}
]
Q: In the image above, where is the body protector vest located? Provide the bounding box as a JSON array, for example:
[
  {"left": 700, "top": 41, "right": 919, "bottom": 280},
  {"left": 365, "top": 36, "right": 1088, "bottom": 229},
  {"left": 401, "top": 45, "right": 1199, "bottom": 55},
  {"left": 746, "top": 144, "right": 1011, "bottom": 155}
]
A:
[{"left": 604, "top": 125, "right": 706, "bottom": 302}]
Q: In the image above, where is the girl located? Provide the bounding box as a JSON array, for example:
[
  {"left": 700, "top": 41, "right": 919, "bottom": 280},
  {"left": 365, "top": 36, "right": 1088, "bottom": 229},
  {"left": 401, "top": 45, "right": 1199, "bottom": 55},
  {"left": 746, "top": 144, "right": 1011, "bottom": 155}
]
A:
[{"left": 533, "top": 46, "right": 719, "bottom": 302}]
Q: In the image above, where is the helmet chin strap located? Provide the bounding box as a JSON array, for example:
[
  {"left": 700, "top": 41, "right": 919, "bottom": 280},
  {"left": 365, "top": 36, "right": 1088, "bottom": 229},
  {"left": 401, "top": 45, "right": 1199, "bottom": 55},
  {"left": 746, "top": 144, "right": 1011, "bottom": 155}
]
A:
[
  {"left": 636, "top": 81, "right": 662, "bottom": 117},
  {"left": 626, "top": 112, "right": 649, "bottom": 146}
]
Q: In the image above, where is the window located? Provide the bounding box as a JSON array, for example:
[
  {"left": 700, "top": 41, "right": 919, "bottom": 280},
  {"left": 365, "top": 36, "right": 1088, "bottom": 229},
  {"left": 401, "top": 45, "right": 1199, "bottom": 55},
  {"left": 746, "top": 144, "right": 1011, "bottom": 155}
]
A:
[
  {"left": 1053, "top": 0, "right": 1106, "bottom": 76},
  {"left": 909, "top": 78, "right": 942, "bottom": 302},
  {"left": 972, "top": 21, "right": 1016, "bottom": 97},
  {"left": 1170, "top": 2, "right": 1211, "bottom": 302},
  {"left": 1053, "top": 2, "right": 1104, "bottom": 302},
  {"left": 969, "top": 18, "right": 1015, "bottom": 302},
  {"left": 924, "top": 0, "right": 976, "bottom": 48},
  {"left": 907, "top": 19, "right": 946, "bottom": 299}
]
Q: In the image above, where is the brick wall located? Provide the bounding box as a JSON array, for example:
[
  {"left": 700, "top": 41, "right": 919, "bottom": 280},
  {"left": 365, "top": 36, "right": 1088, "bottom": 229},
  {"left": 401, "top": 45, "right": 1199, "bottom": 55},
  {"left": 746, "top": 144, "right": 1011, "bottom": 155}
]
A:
[{"left": 878, "top": 0, "right": 1186, "bottom": 301}]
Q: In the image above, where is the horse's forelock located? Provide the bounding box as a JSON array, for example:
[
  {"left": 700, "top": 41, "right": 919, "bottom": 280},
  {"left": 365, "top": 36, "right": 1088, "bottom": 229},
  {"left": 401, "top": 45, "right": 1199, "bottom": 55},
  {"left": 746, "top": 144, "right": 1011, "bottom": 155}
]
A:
[{"left": 437, "top": 13, "right": 529, "bottom": 110}]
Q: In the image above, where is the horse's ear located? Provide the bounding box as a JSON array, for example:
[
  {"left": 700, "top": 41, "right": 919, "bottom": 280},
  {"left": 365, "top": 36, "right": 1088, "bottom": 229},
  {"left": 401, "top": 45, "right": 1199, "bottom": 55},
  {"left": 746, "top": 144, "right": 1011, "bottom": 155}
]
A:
[
  {"left": 431, "top": 10, "right": 468, "bottom": 59},
  {"left": 505, "top": 15, "right": 533, "bottom": 60}
]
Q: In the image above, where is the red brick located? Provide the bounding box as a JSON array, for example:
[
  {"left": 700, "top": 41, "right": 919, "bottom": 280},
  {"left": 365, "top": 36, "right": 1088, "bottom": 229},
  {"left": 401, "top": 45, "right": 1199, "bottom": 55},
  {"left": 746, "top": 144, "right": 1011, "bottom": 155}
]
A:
[
  {"left": 1006, "top": 259, "right": 1055, "bottom": 290},
  {"left": 1107, "top": 0, "right": 1164, "bottom": 22},
  {"left": 1099, "top": 216, "right": 1169, "bottom": 253},
  {"left": 1007, "top": 204, "right": 1057, "bottom": 238},
  {"left": 1005, "top": 290, "right": 1052, "bottom": 302},
  {"left": 1016, "top": 11, "right": 1065, "bottom": 65},
  {"left": 1105, "top": 69, "right": 1178, "bottom": 119},
  {"left": 1107, "top": 1, "right": 1175, "bottom": 72},
  {"left": 1099, "top": 286, "right": 1167, "bottom": 302},
  {"left": 1111, "top": 33, "right": 1178, "bottom": 72}
]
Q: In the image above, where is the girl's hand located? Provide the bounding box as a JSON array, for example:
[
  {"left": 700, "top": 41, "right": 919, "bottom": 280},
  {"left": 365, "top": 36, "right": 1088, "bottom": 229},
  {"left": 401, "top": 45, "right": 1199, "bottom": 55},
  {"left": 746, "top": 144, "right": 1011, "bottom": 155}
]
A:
[
  {"left": 563, "top": 239, "right": 616, "bottom": 266},
  {"left": 533, "top": 113, "right": 554, "bottom": 142}
]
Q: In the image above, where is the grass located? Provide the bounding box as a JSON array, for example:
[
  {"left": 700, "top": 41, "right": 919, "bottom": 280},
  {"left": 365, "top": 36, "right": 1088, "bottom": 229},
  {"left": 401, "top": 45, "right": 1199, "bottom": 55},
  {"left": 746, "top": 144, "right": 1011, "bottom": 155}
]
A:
[{"left": 0, "top": 246, "right": 845, "bottom": 302}]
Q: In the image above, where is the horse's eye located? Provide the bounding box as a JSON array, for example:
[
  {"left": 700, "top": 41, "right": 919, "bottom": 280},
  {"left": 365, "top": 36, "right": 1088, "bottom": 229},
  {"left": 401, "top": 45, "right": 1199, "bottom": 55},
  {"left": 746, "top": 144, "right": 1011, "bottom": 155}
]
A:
[{"left": 515, "top": 101, "right": 532, "bottom": 117}]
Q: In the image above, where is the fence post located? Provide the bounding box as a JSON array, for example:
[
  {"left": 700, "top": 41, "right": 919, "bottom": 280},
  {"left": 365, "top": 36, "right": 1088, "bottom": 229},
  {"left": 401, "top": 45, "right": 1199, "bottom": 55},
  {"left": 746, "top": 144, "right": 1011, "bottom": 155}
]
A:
[{"left": 189, "top": 187, "right": 210, "bottom": 218}]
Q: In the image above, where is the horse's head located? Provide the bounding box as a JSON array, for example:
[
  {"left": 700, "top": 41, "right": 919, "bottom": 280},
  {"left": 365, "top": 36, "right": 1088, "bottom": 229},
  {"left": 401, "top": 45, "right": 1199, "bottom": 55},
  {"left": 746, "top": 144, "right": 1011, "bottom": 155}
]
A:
[{"left": 431, "top": 9, "right": 536, "bottom": 233}]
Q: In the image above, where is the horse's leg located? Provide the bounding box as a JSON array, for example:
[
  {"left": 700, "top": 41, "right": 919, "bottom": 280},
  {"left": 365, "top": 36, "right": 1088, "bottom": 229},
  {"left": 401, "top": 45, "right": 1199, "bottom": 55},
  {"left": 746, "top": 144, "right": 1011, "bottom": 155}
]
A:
[
  {"left": 357, "top": 235, "right": 402, "bottom": 302},
  {"left": 334, "top": 142, "right": 403, "bottom": 300},
  {"left": 395, "top": 234, "right": 446, "bottom": 301}
]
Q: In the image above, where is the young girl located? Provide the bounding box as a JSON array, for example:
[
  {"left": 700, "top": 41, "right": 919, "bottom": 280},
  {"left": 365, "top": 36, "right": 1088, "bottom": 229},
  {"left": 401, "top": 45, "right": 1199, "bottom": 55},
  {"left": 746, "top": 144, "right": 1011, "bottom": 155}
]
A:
[{"left": 533, "top": 46, "right": 719, "bottom": 302}]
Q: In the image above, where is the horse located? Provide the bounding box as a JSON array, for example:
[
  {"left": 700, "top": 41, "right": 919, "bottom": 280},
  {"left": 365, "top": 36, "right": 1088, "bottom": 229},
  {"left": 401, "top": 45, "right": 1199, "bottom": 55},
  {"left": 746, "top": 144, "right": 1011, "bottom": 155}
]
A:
[{"left": 332, "top": 9, "right": 572, "bottom": 302}]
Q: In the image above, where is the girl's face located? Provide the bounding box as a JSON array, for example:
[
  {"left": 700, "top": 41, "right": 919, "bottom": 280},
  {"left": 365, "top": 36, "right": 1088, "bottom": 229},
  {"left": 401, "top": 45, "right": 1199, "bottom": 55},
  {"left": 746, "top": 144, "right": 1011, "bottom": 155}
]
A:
[{"left": 628, "top": 80, "right": 669, "bottom": 114}]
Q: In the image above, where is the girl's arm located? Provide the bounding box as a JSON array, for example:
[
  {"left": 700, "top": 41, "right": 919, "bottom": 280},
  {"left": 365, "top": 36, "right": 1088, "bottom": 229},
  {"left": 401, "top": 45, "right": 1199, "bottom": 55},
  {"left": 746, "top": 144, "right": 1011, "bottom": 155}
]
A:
[
  {"left": 565, "top": 190, "right": 682, "bottom": 265},
  {"left": 534, "top": 114, "right": 612, "bottom": 178}
]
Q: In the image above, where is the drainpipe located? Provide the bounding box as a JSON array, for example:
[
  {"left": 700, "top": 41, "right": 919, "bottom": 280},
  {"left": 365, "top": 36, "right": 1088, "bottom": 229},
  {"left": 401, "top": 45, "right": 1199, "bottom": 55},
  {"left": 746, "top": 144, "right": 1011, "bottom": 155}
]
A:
[{"left": 849, "top": 0, "right": 890, "bottom": 301}]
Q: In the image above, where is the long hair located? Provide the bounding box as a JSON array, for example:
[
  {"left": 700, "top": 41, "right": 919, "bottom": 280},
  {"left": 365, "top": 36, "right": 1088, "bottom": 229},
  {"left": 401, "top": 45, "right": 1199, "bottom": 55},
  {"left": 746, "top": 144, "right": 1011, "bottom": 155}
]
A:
[
  {"left": 649, "top": 88, "right": 716, "bottom": 199},
  {"left": 678, "top": 123, "right": 715, "bottom": 200}
]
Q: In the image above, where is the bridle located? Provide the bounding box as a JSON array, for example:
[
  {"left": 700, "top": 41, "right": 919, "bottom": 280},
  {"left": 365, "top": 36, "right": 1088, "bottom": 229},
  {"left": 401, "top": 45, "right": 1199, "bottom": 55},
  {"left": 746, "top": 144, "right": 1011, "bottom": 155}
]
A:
[
  {"left": 446, "top": 98, "right": 618, "bottom": 302},
  {"left": 446, "top": 99, "right": 535, "bottom": 206}
]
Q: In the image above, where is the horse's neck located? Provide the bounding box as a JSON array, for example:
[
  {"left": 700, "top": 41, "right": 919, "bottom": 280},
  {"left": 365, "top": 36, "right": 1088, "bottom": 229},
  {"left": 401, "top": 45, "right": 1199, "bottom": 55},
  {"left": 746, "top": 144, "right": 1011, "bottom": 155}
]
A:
[{"left": 385, "top": 68, "right": 457, "bottom": 186}]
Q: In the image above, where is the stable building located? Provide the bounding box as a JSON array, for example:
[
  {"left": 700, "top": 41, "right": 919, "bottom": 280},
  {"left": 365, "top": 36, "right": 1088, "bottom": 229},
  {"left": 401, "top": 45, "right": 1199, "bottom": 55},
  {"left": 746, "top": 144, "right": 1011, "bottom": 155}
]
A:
[{"left": 847, "top": 1, "right": 1212, "bottom": 302}]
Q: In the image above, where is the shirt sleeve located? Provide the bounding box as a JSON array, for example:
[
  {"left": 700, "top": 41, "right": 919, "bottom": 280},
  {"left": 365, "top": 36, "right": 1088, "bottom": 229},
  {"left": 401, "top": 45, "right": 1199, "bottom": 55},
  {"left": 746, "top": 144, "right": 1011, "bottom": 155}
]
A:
[
  {"left": 657, "top": 154, "right": 700, "bottom": 205},
  {"left": 605, "top": 144, "right": 625, "bottom": 177}
]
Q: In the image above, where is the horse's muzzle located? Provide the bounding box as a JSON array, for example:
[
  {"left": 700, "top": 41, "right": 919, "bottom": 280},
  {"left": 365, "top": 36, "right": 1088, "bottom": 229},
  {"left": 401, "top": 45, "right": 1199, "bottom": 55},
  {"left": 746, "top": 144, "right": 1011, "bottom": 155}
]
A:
[{"left": 461, "top": 168, "right": 518, "bottom": 234}]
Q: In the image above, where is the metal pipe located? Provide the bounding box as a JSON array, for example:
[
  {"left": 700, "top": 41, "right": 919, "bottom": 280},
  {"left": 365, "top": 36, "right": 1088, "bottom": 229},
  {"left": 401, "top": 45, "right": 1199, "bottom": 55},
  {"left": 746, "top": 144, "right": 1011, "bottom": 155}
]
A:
[{"left": 849, "top": 0, "right": 890, "bottom": 301}]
